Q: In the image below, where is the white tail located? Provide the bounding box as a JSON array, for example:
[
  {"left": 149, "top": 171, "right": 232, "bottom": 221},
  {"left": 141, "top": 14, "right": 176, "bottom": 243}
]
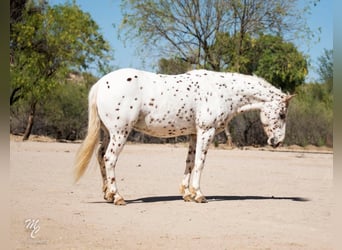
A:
[{"left": 74, "top": 83, "right": 101, "bottom": 182}]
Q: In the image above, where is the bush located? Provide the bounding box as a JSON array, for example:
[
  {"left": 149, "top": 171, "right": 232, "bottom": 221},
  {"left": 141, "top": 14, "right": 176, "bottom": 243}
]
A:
[
  {"left": 40, "top": 83, "right": 89, "bottom": 140},
  {"left": 10, "top": 82, "right": 89, "bottom": 140},
  {"left": 284, "top": 83, "right": 333, "bottom": 147},
  {"left": 228, "top": 111, "right": 267, "bottom": 147}
]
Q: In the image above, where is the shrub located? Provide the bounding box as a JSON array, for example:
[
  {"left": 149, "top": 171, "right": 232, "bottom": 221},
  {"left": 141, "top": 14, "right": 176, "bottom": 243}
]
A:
[
  {"left": 284, "top": 83, "right": 333, "bottom": 147},
  {"left": 10, "top": 82, "right": 89, "bottom": 140},
  {"left": 40, "top": 83, "right": 89, "bottom": 140},
  {"left": 228, "top": 111, "right": 267, "bottom": 147}
]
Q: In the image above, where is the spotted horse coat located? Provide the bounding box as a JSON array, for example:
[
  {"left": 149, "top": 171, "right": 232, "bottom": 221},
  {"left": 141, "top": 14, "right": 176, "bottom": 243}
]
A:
[{"left": 74, "top": 68, "right": 294, "bottom": 205}]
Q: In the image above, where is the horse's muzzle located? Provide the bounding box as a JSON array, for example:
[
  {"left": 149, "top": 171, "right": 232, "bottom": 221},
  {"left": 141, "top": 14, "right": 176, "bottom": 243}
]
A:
[{"left": 269, "top": 138, "right": 282, "bottom": 148}]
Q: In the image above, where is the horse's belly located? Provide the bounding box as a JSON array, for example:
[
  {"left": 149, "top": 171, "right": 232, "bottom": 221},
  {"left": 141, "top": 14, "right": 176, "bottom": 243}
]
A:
[{"left": 133, "top": 115, "right": 196, "bottom": 138}]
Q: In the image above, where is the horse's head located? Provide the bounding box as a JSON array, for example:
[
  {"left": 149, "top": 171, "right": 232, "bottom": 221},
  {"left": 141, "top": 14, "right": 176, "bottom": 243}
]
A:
[{"left": 259, "top": 95, "right": 295, "bottom": 148}]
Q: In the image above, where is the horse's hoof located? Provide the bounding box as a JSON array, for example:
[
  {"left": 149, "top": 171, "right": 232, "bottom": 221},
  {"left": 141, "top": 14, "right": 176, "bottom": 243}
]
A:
[
  {"left": 183, "top": 194, "right": 193, "bottom": 202},
  {"left": 114, "top": 197, "right": 126, "bottom": 206},
  {"left": 194, "top": 196, "right": 208, "bottom": 203},
  {"left": 104, "top": 192, "right": 114, "bottom": 202}
]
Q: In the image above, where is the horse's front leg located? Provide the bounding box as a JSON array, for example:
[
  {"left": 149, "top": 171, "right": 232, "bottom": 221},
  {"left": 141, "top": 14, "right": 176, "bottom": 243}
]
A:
[
  {"left": 180, "top": 134, "right": 197, "bottom": 201},
  {"left": 190, "top": 127, "right": 216, "bottom": 203}
]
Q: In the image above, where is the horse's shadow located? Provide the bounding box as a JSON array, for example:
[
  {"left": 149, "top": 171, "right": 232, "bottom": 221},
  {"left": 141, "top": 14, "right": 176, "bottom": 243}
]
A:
[
  {"left": 87, "top": 195, "right": 309, "bottom": 204},
  {"left": 125, "top": 195, "right": 310, "bottom": 204}
]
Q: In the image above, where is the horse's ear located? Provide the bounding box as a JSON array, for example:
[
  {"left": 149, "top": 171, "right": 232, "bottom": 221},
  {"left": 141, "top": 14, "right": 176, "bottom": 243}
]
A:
[
  {"left": 284, "top": 94, "right": 296, "bottom": 106},
  {"left": 285, "top": 94, "right": 296, "bottom": 102}
]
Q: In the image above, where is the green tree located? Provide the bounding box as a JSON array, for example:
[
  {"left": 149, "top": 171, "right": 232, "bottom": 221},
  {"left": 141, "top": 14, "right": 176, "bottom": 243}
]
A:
[
  {"left": 203, "top": 33, "right": 308, "bottom": 92},
  {"left": 157, "top": 57, "right": 192, "bottom": 74},
  {"left": 10, "top": 0, "right": 27, "bottom": 31},
  {"left": 120, "top": 0, "right": 311, "bottom": 71},
  {"left": 209, "top": 32, "right": 254, "bottom": 73},
  {"left": 10, "top": 1, "right": 112, "bottom": 140},
  {"left": 157, "top": 34, "right": 308, "bottom": 93},
  {"left": 252, "top": 35, "right": 307, "bottom": 93}
]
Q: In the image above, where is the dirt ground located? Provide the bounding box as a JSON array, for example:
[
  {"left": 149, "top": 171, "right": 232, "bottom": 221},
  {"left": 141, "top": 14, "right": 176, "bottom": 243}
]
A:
[{"left": 10, "top": 139, "right": 333, "bottom": 249}]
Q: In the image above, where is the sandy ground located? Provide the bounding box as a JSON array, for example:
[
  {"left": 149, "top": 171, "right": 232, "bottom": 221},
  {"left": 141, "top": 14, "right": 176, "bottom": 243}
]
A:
[{"left": 10, "top": 140, "right": 333, "bottom": 249}]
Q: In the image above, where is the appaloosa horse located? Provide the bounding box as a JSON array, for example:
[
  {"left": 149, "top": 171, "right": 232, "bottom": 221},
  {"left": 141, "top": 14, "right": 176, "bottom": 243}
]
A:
[{"left": 74, "top": 68, "right": 294, "bottom": 205}]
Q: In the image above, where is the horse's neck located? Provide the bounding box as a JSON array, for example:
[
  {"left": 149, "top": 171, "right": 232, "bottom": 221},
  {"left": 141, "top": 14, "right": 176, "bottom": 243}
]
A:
[
  {"left": 227, "top": 74, "right": 283, "bottom": 113},
  {"left": 237, "top": 102, "right": 265, "bottom": 113}
]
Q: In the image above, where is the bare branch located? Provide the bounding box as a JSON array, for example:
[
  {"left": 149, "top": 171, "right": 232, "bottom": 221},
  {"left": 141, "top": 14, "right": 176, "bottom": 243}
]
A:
[{"left": 120, "top": 0, "right": 309, "bottom": 70}]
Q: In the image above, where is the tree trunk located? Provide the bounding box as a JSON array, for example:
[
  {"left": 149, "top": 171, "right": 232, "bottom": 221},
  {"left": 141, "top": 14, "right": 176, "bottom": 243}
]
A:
[
  {"left": 10, "top": 86, "right": 22, "bottom": 106},
  {"left": 22, "top": 101, "right": 37, "bottom": 141}
]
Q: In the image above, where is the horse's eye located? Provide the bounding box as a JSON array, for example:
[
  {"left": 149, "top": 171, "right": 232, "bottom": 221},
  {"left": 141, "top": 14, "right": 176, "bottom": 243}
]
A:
[{"left": 279, "top": 113, "right": 286, "bottom": 120}]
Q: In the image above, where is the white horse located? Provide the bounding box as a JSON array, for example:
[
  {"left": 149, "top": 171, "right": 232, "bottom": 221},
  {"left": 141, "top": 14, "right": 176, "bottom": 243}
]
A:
[{"left": 74, "top": 68, "right": 294, "bottom": 205}]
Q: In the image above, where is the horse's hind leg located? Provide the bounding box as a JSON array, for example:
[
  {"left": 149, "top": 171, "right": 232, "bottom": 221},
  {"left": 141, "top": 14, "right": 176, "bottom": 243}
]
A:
[
  {"left": 180, "top": 134, "right": 196, "bottom": 201},
  {"left": 102, "top": 128, "right": 131, "bottom": 205},
  {"left": 97, "top": 127, "right": 110, "bottom": 198}
]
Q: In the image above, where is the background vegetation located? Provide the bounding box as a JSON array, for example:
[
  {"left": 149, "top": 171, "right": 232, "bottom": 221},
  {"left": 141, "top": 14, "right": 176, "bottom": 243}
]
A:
[{"left": 10, "top": 0, "right": 332, "bottom": 148}]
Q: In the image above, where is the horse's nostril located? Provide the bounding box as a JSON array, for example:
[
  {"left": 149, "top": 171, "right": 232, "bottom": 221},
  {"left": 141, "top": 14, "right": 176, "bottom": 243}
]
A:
[
  {"left": 270, "top": 138, "right": 275, "bottom": 145},
  {"left": 269, "top": 138, "right": 280, "bottom": 148}
]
